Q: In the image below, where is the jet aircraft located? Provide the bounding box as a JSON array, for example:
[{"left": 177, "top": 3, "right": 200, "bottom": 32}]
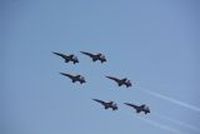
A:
[
  {"left": 80, "top": 51, "right": 107, "bottom": 63},
  {"left": 105, "top": 76, "right": 132, "bottom": 87},
  {"left": 124, "top": 102, "right": 150, "bottom": 114},
  {"left": 53, "top": 52, "right": 79, "bottom": 64},
  {"left": 60, "top": 72, "right": 86, "bottom": 84},
  {"left": 92, "top": 99, "right": 118, "bottom": 111}
]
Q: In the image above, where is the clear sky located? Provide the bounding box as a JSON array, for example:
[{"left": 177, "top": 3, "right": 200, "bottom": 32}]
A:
[{"left": 1, "top": 0, "right": 200, "bottom": 134}]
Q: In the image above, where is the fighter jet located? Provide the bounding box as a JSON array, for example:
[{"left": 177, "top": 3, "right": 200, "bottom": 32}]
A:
[
  {"left": 80, "top": 51, "right": 107, "bottom": 63},
  {"left": 105, "top": 76, "right": 132, "bottom": 88},
  {"left": 92, "top": 99, "right": 118, "bottom": 111},
  {"left": 124, "top": 103, "right": 150, "bottom": 114},
  {"left": 60, "top": 72, "right": 86, "bottom": 84},
  {"left": 53, "top": 51, "right": 79, "bottom": 64}
]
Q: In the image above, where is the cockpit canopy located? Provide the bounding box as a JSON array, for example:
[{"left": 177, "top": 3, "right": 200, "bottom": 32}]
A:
[
  {"left": 126, "top": 80, "right": 132, "bottom": 85},
  {"left": 80, "top": 76, "right": 85, "bottom": 80},
  {"left": 113, "top": 103, "right": 117, "bottom": 107},
  {"left": 144, "top": 106, "right": 150, "bottom": 111},
  {"left": 100, "top": 55, "right": 106, "bottom": 59},
  {"left": 73, "top": 56, "right": 78, "bottom": 60}
]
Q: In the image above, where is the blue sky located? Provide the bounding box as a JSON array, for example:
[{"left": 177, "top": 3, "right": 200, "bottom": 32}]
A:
[{"left": 1, "top": 0, "right": 200, "bottom": 134}]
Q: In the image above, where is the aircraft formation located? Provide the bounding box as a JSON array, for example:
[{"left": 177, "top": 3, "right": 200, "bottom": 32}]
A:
[{"left": 53, "top": 51, "right": 150, "bottom": 115}]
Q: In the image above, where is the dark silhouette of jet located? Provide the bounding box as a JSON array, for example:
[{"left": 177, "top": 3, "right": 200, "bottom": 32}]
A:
[
  {"left": 124, "top": 103, "right": 150, "bottom": 114},
  {"left": 92, "top": 99, "right": 118, "bottom": 111},
  {"left": 53, "top": 51, "right": 79, "bottom": 64},
  {"left": 60, "top": 72, "right": 86, "bottom": 84},
  {"left": 105, "top": 76, "right": 132, "bottom": 87},
  {"left": 80, "top": 51, "right": 107, "bottom": 63}
]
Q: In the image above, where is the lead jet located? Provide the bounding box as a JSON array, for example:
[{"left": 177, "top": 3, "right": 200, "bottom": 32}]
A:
[
  {"left": 105, "top": 76, "right": 132, "bottom": 88},
  {"left": 53, "top": 51, "right": 79, "bottom": 64},
  {"left": 60, "top": 72, "right": 86, "bottom": 84},
  {"left": 124, "top": 103, "right": 150, "bottom": 114},
  {"left": 92, "top": 99, "right": 118, "bottom": 111},
  {"left": 80, "top": 51, "right": 107, "bottom": 63}
]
